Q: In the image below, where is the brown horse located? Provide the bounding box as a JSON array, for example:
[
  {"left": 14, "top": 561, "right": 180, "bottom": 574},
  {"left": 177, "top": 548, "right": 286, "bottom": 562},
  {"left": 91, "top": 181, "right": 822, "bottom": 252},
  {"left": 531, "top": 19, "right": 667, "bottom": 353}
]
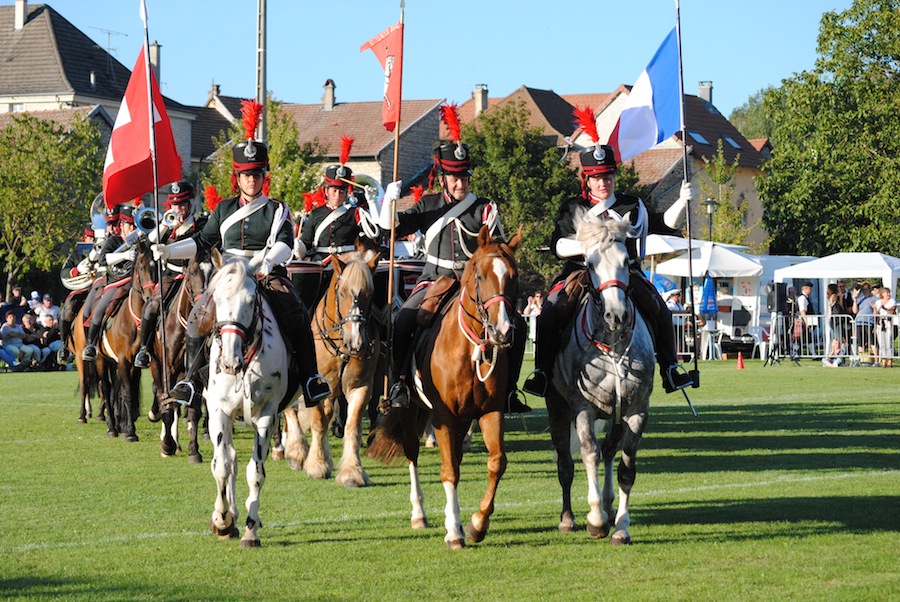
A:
[
  {"left": 147, "top": 248, "right": 217, "bottom": 461},
  {"left": 368, "top": 225, "right": 522, "bottom": 548},
  {"left": 70, "top": 299, "right": 108, "bottom": 426},
  {"left": 282, "top": 250, "right": 381, "bottom": 486}
]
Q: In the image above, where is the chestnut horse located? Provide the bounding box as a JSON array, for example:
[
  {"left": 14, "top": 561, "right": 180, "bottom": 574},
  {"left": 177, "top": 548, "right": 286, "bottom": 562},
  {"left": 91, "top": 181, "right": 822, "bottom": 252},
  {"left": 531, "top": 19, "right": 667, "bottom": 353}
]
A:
[
  {"left": 147, "top": 248, "right": 216, "bottom": 461},
  {"left": 545, "top": 215, "right": 654, "bottom": 545},
  {"left": 368, "top": 225, "right": 522, "bottom": 548},
  {"left": 282, "top": 250, "right": 381, "bottom": 486}
]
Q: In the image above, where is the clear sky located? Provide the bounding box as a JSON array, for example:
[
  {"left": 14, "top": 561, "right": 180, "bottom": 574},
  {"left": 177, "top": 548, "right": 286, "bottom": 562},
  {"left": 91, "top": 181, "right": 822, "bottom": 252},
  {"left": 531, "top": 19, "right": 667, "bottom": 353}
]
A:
[{"left": 31, "top": 0, "right": 854, "bottom": 119}]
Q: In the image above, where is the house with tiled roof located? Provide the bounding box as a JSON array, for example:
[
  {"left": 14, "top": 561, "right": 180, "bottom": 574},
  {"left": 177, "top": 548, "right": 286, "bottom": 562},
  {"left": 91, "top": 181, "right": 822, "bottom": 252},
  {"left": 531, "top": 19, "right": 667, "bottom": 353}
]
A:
[
  {"left": 0, "top": 104, "right": 113, "bottom": 146},
  {"left": 0, "top": 0, "right": 195, "bottom": 175}
]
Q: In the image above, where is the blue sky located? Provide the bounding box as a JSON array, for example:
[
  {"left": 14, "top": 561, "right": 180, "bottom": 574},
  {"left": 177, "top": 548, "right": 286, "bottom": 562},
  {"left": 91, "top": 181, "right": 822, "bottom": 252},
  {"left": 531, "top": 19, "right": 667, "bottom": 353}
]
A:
[{"left": 38, "top": 0, "right": 854, "bottom": 118}]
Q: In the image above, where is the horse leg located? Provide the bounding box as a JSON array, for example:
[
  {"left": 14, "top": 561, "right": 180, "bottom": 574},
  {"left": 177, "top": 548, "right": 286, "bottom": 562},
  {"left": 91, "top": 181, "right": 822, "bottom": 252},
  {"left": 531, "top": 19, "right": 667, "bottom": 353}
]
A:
[
  {"left": 241, "top": 414, "right": 274, "bottom": 548},
  {"left": 159, "top": 407, "right": 178, "bottom": 457},
  {"left": 465, "top": 411, "right": 506, "bottom": 544},
  {"left": 271, "top": 412, "right": 284, "bottom": 460},
  {"left": 546, "top": 385, "right": 576, "bottom": 532},
  {"left": 600, "top": 421, "right": 622, "bottom": 531},
  {"left": 281, "top": 407, "right": 309, "bottom": 471},
  {"left": 304, "top": 399, "right": 334, "bottom": 480},
  {"left": 122, "top": 364, "right": 140, "bottom": 442},
  {"left": 434, "top": 423, "right": 465, "bottom": 549},
  {"left": 186, "top": 403, "right": 203, "bottom": 464},
  {"left": 336, "top": 384, "right": 371, "bottom": 488},
  {"left": 574, "top": 408, "right": 609, "bottom": 539},
  {"left": 208, "top": 407, "right": 239, "bottom": 541},
  {"left": 609, "top": 412, "right": 646, "bottom": 546}
]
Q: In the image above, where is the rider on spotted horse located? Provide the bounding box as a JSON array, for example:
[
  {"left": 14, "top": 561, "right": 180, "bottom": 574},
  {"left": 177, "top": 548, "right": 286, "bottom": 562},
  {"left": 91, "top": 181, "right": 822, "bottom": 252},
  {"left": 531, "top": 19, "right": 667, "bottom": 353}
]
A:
[
  {"left": 522, "top": 106, "right": 694, "bottom": 397},
  {"left": 81, "top": 204, "right": 140, "bottom": 362},
  {"left": 133, "top": 180, "right": 208, "bottom": 369},
  {"left": 380, "top": 103, "right": 531, "bottom": 414},
  {"left": 152, "top": 100, "right": 330, "bottom": 408}
]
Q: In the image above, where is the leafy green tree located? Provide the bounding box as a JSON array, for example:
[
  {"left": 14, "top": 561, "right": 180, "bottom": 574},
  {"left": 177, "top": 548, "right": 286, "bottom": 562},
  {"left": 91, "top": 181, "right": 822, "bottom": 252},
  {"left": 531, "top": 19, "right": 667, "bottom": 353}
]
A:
[
  {"left": 0, "top": 114, "right": 103, "bottom": 297},
  {"left": 203, "top": 98, "right": 323, "bottom": 214},
  {"left": 759, "top": 0, "right": 900, "bottom": 256},
  {"left": 729, "top": 88, "right": 775, "bottom": 140},
  {"left": 461, "top": 101, "right": 580, "bottom": 291}
]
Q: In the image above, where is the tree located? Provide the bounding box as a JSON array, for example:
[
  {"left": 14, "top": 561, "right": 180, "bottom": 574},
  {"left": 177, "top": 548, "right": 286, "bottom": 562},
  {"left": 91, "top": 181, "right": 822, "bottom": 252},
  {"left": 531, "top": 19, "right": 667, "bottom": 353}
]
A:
[
  {"left": 0, "top": 114, "right": 103, "bottom": 297},
  {"left": 203, "top": 98, "right": 323, "bottom": 214},
  {"left": 759, "top": 0, "right": 900, "bottom": 256},
  {"left": 461, "top": 101, "right": 581, "bottom": 291},
  {"left": 729, "top": 88, "right": 776, "bottom": 140}
]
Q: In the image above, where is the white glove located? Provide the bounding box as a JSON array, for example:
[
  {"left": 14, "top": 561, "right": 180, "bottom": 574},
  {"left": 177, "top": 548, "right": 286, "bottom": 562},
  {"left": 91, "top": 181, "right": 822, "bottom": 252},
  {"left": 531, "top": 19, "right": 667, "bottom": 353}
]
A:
[
  {"left": 106, "top": 248, "right": 136, "bottom": 265},
  {"left": 555, "top": 237, "right": 585, "bottom": 258},
  {"left": 76, "top": 258, "right": 91, "bottom": 275},
  {"left": 384, "top": 180, "right": 402, "bottom": 203},
  {"left": 664, "top": 181, "right": 692, "bottom": 229},
  {"left": 123, "top": 230, "right": 140, "bottom": 246},
  {"left": 252, "top": 241, "right": 292, "bottom": 276},
  {"left": 151, "top": 243, "right": 170, "bottom": 262},
  {"left": 293, "top": 238, "right": 308, "bottom": 260}
]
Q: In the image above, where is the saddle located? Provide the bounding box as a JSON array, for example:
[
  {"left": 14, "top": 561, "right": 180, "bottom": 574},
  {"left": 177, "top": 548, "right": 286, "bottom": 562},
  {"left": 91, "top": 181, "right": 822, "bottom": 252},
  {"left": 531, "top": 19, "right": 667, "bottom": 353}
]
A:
[{"left": 416, "top": 276, "right": 460, "bottom": 327}]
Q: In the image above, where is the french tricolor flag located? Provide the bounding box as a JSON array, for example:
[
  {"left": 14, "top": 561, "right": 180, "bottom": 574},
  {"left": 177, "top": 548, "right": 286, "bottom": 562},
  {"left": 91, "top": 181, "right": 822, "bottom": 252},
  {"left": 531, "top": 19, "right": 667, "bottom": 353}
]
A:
[{"left": 607, "top": 28, "right": 681, "bottom": 163}]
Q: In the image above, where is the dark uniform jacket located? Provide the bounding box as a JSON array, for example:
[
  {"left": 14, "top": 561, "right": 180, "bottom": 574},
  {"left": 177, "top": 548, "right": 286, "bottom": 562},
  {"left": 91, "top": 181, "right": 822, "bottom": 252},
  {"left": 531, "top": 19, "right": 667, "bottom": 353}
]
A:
[
  {"left": 161, "top": 216, "right": 208, "bottom": 273},
  {"left": 551, "top": 193, "right": 676, "bottom": 280},
  {"left": 395, "top": 191, "right": 500, "bottom": 282},
  {"left": 97, "top": 234, "right": 132, "bottom": 282},
  {"left": 300, "top": 203, "right": 364, "bottom": 262},
  {"left": 195, "top": 196, "right": 293, "bottom": 270}
]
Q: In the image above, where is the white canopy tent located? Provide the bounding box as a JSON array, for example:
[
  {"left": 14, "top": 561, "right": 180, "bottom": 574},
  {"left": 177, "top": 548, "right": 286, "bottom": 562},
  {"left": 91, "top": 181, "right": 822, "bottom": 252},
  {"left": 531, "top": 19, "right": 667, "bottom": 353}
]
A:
[
  {"left": 773, "top": 252, "right": 900, "bottom": 290},
  {"left": 655, "top": 242, "right": 763, "bottom": 278}
]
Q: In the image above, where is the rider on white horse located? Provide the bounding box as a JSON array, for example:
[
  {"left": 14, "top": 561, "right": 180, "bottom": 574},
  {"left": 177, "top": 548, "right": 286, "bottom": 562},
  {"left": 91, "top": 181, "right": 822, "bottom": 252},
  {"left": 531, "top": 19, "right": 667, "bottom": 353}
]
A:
[
  {"left": 523, "top": 139, "right": 694, "bottom": 396},
  {"left": 152, "top": 101, "right": 329, "bottom": 408}
]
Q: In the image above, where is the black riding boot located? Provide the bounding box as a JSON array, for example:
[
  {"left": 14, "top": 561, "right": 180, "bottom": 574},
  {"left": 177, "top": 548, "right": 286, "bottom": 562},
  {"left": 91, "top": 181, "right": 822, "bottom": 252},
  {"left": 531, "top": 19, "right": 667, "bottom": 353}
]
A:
[
  {"left": 133, "top": 300, "right": 158, "bottom": 369},
  {"left": 523, "top": 305, "right": 562, "bottom": 397},
  {"left": 82, "top": 319, "right": 102, "bottom": 362},
  {"left": 167, "top": 334, "right": 205, "bottom": 405},
  {"left": 57, "top": 316, "right": 72, "bottom": 364},
  {"left": 506, "top": 313, "right": 532, "bottom": 413}
]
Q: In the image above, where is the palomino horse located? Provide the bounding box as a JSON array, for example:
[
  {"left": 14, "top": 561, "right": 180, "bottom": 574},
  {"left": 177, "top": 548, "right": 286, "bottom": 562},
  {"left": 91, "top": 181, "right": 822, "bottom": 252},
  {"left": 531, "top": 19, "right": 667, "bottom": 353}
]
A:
[
  {"left": 545, "top": 214, "right": 655, "bottom": 545},
  {"left": 368, "top": 225, "right": 523, "bottom": 548},
  {"left": 204, "top": 258, "right": 292, "bottom": 548},
  {"left": 282, "top": 250, "right": 381, "bottom": 486},
  {"left": 147, "top": 248, "right": 216, "bottom": 462}
]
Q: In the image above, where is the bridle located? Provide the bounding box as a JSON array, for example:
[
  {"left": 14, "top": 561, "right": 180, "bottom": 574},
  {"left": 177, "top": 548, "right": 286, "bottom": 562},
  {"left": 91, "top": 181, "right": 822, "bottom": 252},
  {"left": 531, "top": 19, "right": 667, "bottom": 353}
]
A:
[
  {"left": 315, "top": 272, "right": 375, "bottom": 361},
  {"left": 581, "top": 240, "right": 635, "bottom": 352},
  {"left": 214, "top": 294, "right": 262, "bottom": 372}
]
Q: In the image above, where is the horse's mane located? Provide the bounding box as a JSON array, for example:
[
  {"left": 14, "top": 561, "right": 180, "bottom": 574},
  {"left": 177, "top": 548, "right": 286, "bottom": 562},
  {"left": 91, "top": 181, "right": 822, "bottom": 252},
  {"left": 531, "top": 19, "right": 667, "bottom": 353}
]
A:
[
  {"left": 573, "top": 207, "right": 634, "bottom": 250},
  {"left": 209, "top": 258, "right": 252, "bottom": 298},
  {"left": 338, "top": 255, "right": 374, "bottom": 296}
]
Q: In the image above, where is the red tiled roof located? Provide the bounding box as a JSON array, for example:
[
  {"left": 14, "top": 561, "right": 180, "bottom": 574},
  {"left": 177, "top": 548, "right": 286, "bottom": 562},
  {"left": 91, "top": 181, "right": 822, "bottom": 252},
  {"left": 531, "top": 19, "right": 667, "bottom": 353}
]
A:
[{"left": 0, "top": 105, "right": 110, "bottom": 129}]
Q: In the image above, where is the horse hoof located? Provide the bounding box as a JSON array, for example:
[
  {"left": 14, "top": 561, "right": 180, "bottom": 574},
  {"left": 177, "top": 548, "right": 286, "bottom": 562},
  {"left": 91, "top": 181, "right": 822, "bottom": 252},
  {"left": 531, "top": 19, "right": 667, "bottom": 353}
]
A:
[
  {"left": 587, "top": 522, "right": 610, "bottom": 539},
  {"left": 445, "top": 538, "right": 465, "bottom": 550},
  {"left": 77, "top": 418, "right": 87, "bottom": 424},
  {"left": 271, "top": 448, "right": 284, "bottom": 460},
  {"left": 240, "top": 538, "right": 261, "bottom": 548},
  {"left": 465, "top": 520, "right": 487, "bottom": 543},
  {"left": 188, "top": 454, "right": 203, "bottom": 465},
  {"left": 147, "top": 411, "right": 161, "bottom": 423},
  {"left": 558, "top": 519, "right": 577, "bottom": 533},
  {"left": 610, "top": 531, "right": 631, "bottom": 546},
  {"left": 125, "top": 434, "right": 139, "bottom": 443},
  {"left": 411, "top": 517, "right": 428, "bottom": 530},
  {"left": 287, "top": 459, "right": 303, "bottom": 471},
  {"left": 161, "top": 443, "right": 177, "bottom": 457},
  {"left": 107, "top": 430, "right": 117, "bottom": 438},
  {"left": 211, "top": 520, "right": 239, "bottom": 541}
]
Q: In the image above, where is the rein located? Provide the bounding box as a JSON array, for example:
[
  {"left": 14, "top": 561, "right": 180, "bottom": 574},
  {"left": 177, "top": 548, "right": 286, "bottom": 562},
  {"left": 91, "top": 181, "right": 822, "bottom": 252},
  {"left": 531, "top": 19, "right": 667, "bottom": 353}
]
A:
[
  {"left": 456, "top": 270, "right": 515, "bottom": 382},
  {"left": 214, "top": 294, "right": 263, "bottom": 368},
  {"left": 315, "top": 274, "right": 375, "bottom": 361}
]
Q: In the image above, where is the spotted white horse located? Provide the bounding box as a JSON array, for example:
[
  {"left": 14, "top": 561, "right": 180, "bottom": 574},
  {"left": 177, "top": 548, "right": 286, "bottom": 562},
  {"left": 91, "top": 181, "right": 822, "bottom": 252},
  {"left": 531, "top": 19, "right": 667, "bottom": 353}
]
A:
[{"left": 205, "top": 258, "right": 289, "bottom": 548}]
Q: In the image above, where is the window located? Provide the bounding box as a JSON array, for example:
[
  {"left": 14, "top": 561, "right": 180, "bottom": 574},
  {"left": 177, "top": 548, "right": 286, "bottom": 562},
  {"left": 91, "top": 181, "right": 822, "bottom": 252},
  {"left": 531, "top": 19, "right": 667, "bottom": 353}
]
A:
[
  {"left": 723, "top": 136, "right": 741, "bottom": 149},
  {"left": 9, "top": 103, "right": 24, "bottom": 112},
  {"left": 688, "top": 131, "right": 709, "bottom": 144}
]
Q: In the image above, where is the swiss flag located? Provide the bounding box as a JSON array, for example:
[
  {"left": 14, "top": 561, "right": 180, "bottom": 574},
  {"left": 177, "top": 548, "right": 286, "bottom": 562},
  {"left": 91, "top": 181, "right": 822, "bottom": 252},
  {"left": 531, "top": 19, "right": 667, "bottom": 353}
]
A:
[
  {"left": 360, "top": 22, "right": 404, "bottom": 132},
  {"left": 102, "top": 46, "right": 181, "bottom": 208}
]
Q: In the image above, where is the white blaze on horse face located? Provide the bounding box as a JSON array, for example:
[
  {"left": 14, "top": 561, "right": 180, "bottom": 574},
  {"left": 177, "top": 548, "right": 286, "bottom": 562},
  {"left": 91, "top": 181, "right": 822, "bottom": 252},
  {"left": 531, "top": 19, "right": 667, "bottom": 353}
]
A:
[
  {"left": 591, "top": 242, "right": 629, "bottom": 331},
  {"left": 491, "top": 257, "right": 512, "bottom": 338}
]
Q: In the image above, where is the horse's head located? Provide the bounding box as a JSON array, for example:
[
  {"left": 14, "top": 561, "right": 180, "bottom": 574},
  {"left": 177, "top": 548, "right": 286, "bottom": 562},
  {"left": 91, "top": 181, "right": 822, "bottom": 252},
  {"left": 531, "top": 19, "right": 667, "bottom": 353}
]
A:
[
  {"left": 209, "top": 259, "right": 258, "bottom": 375},
  {"left": 459, "top": 225, "right": 521, "bottom": 347},
  {"left": 331, "top": 251, "right": 380, "bottom": 357},
  {"left": 132, "top": 238, "right": 157, "bottom": 302},
  {"left": 184, "top": 246, "right": 216, "bottom": 304},
  {"left": 575, "top": 212, "right": 633, "bottom": 333}
]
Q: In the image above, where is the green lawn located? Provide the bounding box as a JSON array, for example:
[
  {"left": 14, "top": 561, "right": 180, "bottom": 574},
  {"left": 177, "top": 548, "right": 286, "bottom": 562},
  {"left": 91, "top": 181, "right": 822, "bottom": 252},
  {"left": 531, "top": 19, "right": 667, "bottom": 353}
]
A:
[{"left": 0, "top": 359, "right": 897, "bottom": 601}]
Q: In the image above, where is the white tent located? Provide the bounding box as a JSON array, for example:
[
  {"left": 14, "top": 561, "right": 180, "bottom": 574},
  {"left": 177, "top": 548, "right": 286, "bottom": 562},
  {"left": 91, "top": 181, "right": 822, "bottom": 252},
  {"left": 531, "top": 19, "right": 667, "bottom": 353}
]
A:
[
  {"left": 773, "top": 252, "right": 900, "bottom": 290},
  {"left": 655, "top": 242, "right": 763, "bottom": 278}
]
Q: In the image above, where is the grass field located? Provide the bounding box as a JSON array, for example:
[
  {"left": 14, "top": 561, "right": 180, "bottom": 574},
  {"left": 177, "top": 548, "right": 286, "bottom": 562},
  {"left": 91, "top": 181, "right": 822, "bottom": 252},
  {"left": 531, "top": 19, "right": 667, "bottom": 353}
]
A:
[{"left": 0, "top": 358, "right": 897, "bottom": 601}]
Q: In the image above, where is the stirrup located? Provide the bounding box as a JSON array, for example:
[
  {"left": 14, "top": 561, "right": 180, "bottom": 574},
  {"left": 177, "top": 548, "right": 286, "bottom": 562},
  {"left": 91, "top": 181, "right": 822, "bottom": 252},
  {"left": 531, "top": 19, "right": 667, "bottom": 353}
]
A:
[
  {"left": 166, "top": 380, "right": 195, "bottom": 406},
  {"left": 663, "top": 364, "right": 693, "bottom": 394},
  {"left": 506, "top": 390, "right": 532, "bottom": 414},
  {"left": 522, "top": 369, "right": 548, "bottom": 397},
  {"left": 57, "top": 348, "right": 71, "bottom": 365},
  {"left": 82, "top": 344, "right": 98, "bottom": 362},
  {"left": 134, "top": 347, "right": 151, "bottom": 369},
  {"left": 304, "top": 375, "right": 330, "bottom": 407},
  {"left": 388, "top": 381, "right": 410, "bottom": 409}
]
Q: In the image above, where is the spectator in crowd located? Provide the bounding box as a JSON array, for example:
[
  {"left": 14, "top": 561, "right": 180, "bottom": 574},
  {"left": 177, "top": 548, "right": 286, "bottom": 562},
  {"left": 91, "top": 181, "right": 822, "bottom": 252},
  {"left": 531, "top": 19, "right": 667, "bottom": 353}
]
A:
[
  {"left": 1, "top": 310, "right": 35, "bottom": 365},
  {"left": 27, "top": 291, "right": 42, "bottom": 312},
  {"left": 851, "top": 282, "right": 878, "bottom": 355},
  {"left": 0, "top": 341, "right": 23, "bottom": 370},
  {"left": 34, "top": 293, "right": 61, "bottom": 324},
  {"left": 874, "top": 287, "right": 895, "bottom": 368},
  {"left": 523, "top": 291, "right": 544, "bottom": 317},
  {"left": 836, "top": 280, "right": 853, "bottom": 312},
  {"left": 37, "top": 314, "right": 62, "bottom": 370},
  {"left": 826, "top": 283, "right": 851, "bottom": 345},
  {"left": 821, "top": 337, "right": 844, "bottom": 368},
  {"left": 665, "top": 289, "right": 685, "bottom": 321},
  {"left": 796, "top": 281, "right": 819, "bottom": 354},
  {"left": 6, "top": 285, "right": 27, "bottom": 308},
  {"left": 19, "top": 313, "right": 44, "bottom": 368}
]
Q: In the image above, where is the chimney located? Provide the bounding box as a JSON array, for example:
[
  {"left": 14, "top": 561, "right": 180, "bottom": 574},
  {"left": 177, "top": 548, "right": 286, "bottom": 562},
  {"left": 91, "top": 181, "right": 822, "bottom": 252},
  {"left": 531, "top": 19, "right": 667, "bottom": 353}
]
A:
[
  {"left": 14, "top": 0, "right": 27, "bottom": 31},
  {"left": 322, "top": 79, "right": 336, "bottom": 111},
  {"left": 698, "top": 80, "right": 713, "bottom": 105},
  {"left": 207, "top": 82, "right": 221, "bottom": 105},
  {"left": 149, "top": 41, "right": 161, "bottom": 85},
  {"left": 473, "top": 84, "right": 489, "bottom": 116}
]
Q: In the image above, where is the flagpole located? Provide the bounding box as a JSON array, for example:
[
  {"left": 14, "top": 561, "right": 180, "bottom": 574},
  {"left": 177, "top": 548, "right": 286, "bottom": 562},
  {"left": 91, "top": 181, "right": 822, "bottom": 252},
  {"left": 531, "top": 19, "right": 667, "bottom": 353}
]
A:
[
  {"left": 141, "top": 0, "right": 169, "bottom": 392},
  {"left": 675, "top": 0, "right": 699, "bottom": 387},
  {"left": 384, "top": 0, "right": 404, "bottom": 403}
]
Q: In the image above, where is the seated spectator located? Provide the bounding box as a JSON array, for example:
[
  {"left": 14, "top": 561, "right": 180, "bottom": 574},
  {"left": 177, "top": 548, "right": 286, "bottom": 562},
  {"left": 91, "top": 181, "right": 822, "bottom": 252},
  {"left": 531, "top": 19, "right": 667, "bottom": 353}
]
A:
[
  {"left": 523, "top": 291, "right": 544, "bottom": 317},
  {"left": 821, "top": 338, "right": 844, "bottom": 368},
  {"left": 6, "top": 285, "right": 27, "bottom": 308},
  {"left": 1, "top": 310, "right": 35, "bottom": 365},
  {"left": 37, "top": 314, "right": 63, "bottom": 370},
  {"left": 0, "top": 341, "right": 23, "bottom": 370},
  {"left": 27, "top": 290, "right": 42, "bottom": 312},
  {"left": 33, "top": 293, "right": 61, "bottom": 324},
  {"left": 19, "top": 314, "right": 44, "bottom": 368}
]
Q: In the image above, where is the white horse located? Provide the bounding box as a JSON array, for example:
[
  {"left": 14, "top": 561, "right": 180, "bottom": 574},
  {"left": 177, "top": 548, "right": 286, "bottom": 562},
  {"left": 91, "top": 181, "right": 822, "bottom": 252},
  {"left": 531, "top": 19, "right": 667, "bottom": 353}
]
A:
[
  {"left": 205, "top": 258, "right": 289, "bottom": 548},
  {"left": 545, "top": 214, "right": 655, "bottom": 545}
]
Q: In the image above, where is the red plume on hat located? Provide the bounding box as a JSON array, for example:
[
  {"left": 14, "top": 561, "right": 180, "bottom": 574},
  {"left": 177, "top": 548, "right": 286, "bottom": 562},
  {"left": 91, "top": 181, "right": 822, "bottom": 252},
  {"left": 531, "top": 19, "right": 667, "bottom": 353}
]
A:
[
  {"left": 572, "top": 105, "right": 599, "bottom": 145},
  {"left": 241, "top": 99, "right": 264, "bottom": 141},
  {"left": 411, "top": 185, "right": 425, "bottom": 204},
  {"left": 204, "top": 185, "right": 222, "bottom": 212},
  {"left": 339, "top": 135, "right": 354, "bottom": 166},
  {"left": 303, "top": 188, "right": 325, "bottom": 213},
  {"left": 440, "top": 103, "right": 462, "bottom": 145}
]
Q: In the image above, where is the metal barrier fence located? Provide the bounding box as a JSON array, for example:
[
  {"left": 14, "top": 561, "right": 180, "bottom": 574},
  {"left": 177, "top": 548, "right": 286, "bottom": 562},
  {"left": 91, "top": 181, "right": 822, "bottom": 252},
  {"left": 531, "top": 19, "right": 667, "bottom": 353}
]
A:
[{"left": 768, "top": 312, "right": 898, "bottom": 366}]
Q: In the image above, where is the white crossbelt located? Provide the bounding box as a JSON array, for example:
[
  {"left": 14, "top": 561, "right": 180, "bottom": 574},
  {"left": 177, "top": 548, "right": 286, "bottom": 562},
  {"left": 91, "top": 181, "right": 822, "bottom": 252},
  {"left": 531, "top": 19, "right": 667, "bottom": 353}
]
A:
[
  {"left": 425, "top": 254, "right": 466, "bottom": 271},
  {"left": 314, "top": 244, "right": 354, "bottom": 254}
]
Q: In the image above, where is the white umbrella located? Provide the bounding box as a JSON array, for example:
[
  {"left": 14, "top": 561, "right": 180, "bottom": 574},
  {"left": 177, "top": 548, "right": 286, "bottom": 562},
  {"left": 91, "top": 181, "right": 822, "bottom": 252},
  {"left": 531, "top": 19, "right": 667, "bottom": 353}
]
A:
[
  {"left": 655, "top": 242, "right": 763, "bottom": 278},
  {"left": 644, "top": 234, "right": 704, "bottom": 256}
]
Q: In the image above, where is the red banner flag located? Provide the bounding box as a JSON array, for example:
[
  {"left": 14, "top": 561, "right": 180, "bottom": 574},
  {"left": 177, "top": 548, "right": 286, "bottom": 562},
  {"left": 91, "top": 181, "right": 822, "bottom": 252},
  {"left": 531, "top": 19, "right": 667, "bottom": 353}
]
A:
[
  {"left": 360, "top": 22, "right": 404, "bottom": 132},
  {"left": 102, "top": 46, "right": 181, "bottom": 208}
]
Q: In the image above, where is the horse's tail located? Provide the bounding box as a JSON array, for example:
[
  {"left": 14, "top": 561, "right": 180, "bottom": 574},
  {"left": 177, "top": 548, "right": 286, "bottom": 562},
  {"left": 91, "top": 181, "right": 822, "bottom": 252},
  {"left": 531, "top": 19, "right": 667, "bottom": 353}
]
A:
[{"left": 365, "top": 406, "right": 428, "bottom": 465}]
